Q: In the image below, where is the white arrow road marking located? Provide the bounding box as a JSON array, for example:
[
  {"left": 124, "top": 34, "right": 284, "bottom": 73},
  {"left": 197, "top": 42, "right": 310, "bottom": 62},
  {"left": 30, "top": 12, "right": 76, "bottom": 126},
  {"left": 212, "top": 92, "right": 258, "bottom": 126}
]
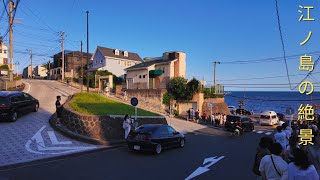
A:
[
  {"left": 25, "top": 126, "right": 97, "bottom": 155},
  {"left": 185, "top": 156, "right": 224, "bottom": 180},
  {"left": 256, "top": 131, "right": 263, "bottom": 134},
  {"left": 48, "top": 131, "right": 72, "bottom": 145}
]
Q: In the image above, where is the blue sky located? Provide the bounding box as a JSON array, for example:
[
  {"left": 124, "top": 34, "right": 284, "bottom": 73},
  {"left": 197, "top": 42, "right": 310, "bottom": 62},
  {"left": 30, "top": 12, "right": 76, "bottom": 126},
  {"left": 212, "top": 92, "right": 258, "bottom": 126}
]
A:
[{"left": 0, "top": 0, "right": 320, "bottom": 91}]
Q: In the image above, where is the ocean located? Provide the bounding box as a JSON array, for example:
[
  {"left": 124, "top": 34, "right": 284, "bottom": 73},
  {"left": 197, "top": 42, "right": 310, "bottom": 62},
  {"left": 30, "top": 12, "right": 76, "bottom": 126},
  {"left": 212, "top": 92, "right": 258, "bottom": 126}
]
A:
[{"left": 224, "top": 91, "right": 320, "bottom": 114}]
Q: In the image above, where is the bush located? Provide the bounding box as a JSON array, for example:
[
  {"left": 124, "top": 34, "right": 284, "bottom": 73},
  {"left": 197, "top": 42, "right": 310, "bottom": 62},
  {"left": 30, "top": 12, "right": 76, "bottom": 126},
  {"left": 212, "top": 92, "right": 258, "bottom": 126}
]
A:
[{"left": 173, "top": 110, "right": 179, "bottom": 116}]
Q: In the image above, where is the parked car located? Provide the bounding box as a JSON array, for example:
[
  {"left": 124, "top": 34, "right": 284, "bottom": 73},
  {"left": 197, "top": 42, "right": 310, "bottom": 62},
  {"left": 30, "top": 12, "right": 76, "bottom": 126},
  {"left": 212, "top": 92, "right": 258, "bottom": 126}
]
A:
[
  {"left": 0, "top": 91, "right": 39, "bottom": 122},
  {"left": 228, "top": 106, "right": 237, "bottom": 113},
  {"left": 224, "top": 115, "right": 254, "bottom": 132},
  {"left": 260, "top": 111, "right": 279, "bottom": 126},
  {"left": 235, "top": 108, "right": 252, "bottom": 115},
  {"left": 126, "top": 124, "right": 185, "bottom": 155}
]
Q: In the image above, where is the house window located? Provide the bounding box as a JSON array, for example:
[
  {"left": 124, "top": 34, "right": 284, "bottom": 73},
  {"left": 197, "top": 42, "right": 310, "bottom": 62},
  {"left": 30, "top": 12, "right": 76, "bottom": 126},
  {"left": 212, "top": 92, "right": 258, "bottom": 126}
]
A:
[
  {"left": 3, "top": 50, "right": 6, "bottom": 54},
  {"left": 143, "top": 75, "right": 146, "bottom": 78},
  {"left": 124, "top": 51, "right": 128, "bottom": 57},
  {"left": 139, "top": 75, "right": 142, "bottom": 78},
  {"left": 163, "top": 67, "right": 165, "bottom": 73},
  {"left": 115, "top": 49, "right": 119, "bottom": 55}
]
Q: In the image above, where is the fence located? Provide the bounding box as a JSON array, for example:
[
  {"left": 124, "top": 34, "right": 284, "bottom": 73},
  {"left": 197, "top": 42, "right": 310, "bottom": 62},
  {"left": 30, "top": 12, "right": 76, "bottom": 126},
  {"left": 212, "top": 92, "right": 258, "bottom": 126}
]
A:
[{"left": 0, "top": 79, "right": 23, "bottom": 91}]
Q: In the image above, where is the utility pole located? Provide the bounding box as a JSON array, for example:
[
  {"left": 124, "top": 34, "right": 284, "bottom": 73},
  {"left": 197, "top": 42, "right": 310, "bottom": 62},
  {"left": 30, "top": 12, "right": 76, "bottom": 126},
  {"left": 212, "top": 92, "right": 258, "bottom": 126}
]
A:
[
  {"left": 61, "top": 32, "right": 65, "bottom": 80},
  {"left": 48, "top": 60, "right": 51, "bottom": 80},
  {"left": 86, "top": 11, "right": 89, "bottom": 92},
  {"left": 26, "top": 49, "right": 32, "bottom": 78},
  {"left": 8, "top": 0, "right": 14, "bottom": 81},
  {"left": 80, "top": 40, "right": 83, "bottom": 92},
  {"left": 213, "top": 61, "right": 220, "bottom": 94}
]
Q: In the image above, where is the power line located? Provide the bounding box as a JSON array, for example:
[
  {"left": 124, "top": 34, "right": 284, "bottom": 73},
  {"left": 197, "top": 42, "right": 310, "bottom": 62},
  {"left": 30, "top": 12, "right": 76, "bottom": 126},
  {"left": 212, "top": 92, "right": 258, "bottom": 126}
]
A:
[
  {"left": 220, "top": 51, "right": 320, "bottom": 64},
  {"left": 225, "top": 94, "right": 320, "bottom": 101},
  {"left": 0, "top": 0, "right": 8, "bottom": 24},
  {"left": 275, "top": 0, "right": 292, "bottom": 89},
  {"left": 216, "top": 72, "right": 320, "bottom": 82},
  {"left": 293, "top": 55, "right": 320, "bottom": 89}
]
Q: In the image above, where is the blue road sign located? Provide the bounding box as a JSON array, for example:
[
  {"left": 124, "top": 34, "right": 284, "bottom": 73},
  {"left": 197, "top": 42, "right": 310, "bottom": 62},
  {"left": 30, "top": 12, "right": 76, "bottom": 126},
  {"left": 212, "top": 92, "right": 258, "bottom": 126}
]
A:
[{"left": 131, "top": 97, "right": 138, "bottom": 106}]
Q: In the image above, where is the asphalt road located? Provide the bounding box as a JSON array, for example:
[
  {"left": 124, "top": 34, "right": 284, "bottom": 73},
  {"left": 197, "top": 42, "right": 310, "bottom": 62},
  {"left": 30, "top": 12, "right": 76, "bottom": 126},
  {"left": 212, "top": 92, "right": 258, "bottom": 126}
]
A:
[
  {"left": 0, "top": 80, "right": 101, "bottom": 168},
  {"left": 0, "top": 128, "right": 275, "bottom": 180}
]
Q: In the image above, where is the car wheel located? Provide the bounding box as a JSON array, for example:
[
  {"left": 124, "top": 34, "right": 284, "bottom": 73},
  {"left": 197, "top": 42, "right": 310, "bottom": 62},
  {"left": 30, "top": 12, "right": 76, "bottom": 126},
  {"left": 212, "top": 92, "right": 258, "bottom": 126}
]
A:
[
  {"left": 179, "top": 139, "right": 185, "bottom": 148},
  {"left": 33, "top": 104, "right": 39, "bottom": 112},
  {"left": 11, "top": 111, "right": 18, "bottom": 122},
  {"left": 155, "top": 144, "right": 162, "bottom": 155}
]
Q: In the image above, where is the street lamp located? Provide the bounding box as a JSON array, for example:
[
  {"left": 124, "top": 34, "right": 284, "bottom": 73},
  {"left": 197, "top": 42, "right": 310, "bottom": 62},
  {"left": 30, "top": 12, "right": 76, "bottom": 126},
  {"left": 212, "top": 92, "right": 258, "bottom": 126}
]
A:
[{"left": 14, "top": 61, "right": 20, "bottom": 77}]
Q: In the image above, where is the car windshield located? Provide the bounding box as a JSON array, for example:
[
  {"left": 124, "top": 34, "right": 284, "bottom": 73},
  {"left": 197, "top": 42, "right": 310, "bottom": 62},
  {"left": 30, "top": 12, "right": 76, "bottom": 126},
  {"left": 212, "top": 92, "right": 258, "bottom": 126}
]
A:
[
  {"left": 0, "top": 97, "right": 8, "bottom": 105},
  {"left": 260, "top": 115, "right": 270, "bottom": 119},
  {"left": 227, "top": 115, "right": 241, "bottom": 122},
  {"left": 136, "top": 126, "right": 158, "bottom": 134}
]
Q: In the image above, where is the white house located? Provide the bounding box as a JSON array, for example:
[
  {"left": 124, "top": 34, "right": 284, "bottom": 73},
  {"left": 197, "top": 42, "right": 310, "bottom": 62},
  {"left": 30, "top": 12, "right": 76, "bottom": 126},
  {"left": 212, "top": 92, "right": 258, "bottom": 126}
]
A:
[
  {"left": 0, "top": 42, "right": 8, "bottom": 65},
  {"left": 89, "top": 46, "right": 143, "bottom": 77}
]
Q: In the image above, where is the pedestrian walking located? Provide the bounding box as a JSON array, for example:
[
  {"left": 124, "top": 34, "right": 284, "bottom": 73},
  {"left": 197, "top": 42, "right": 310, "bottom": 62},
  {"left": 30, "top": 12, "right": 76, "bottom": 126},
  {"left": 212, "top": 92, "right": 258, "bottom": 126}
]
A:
[
  {"left": 259, "top": 143, "right": 288, "bottom": 180},
  {"left": 223, "top": 114, "right": 227, "bottom": 125},
  {"left": 252, "top": 137, "right": 273, "bottom": 176},
  {"left": 284, "top": 136, "right": 299, "bottom": 163},
  {"left": 66, "top": 79, "right": 70, "bottom": 87},
  {"left": 191, "top": 108, "right": 195, "bottom": 121},
  {"left": 195, "top": 110, "right": 200, "bottom": 123},
  {"left": 211, "top": 113, "right": 215, "bottom": 125},
  {"left": 55, "top": 96, "right": 62, "bottom": 125},
  {"left": 274, "top": 126, "right": 287, "bottom": 153},
  {"left": 123, "top": 114, "right": 131, "bottom": 139},
  {"left": 215, "top": 113, "right": 219, "bottom": 127},
  {"left": 123, "top": 90, "right": 127, "bottom": 101},
  {"left": 220, "top": 113, "right": 223, "bottom": 125},
  {"left": 282, "top": 123, "right": 292, "bottom": 147},
  {"left": 187, "top": 109, "right": 191, "bottom": 121},
  {"left": 105, "top": 86, "right": 110, "bottom": 97},
  {"left": 288, "top": 148, "right": 319, "bottom": 180},
  {"left": 202, "top": 111, "right": 207, "bottom": 123}
]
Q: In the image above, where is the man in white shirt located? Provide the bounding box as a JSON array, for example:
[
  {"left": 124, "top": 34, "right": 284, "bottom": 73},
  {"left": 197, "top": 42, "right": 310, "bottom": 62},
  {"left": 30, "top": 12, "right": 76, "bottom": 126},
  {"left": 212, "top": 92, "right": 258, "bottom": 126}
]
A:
[
  {"left": 274, "top": 126, "right": 287, "bottom": 152},
  {"left": 259, "top": 143, "right": 288, "bottom": 180},
  {"left": 282, "top": 123, "right": 291, "bottom": 147}
]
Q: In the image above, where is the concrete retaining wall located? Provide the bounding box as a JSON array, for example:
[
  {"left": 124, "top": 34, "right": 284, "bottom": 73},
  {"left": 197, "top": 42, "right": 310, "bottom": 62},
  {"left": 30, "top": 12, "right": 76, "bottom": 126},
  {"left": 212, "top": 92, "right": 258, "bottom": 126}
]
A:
[{"left": 60, "top": 96, "right": 167, "bottom": 143}]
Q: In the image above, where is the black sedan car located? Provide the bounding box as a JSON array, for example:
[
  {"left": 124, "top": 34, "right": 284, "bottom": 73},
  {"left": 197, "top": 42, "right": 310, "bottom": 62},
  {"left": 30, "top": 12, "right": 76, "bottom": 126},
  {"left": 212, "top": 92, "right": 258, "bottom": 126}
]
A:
[
  {"left": 225, "top": 115, "right": 254, "bottom": 132},
  {"left": 126, "top": 124, "right": 185, "bottom": 154},
  {"left": 235, "top": 109, "right": 252, "bottom": 115},
  {"left": 0, "top": 91, "right": 39, "bottom": 122}
]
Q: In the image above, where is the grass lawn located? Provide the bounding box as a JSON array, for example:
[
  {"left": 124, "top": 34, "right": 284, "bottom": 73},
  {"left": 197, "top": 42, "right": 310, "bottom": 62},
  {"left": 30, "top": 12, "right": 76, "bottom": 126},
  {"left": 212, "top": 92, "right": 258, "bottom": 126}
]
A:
[{"left": 69, "top": 93, "right": 159, "bottom": 116}]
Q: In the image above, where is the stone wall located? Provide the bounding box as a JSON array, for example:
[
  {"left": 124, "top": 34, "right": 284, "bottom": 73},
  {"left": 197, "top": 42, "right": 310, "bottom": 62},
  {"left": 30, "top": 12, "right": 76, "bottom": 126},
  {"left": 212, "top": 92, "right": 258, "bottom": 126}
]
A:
[
  {"left": 60, "top": 97, "right": 167, "bottom": 143},
  {"left": 202, "top": 98, "right": 230, "bottom": 115},
  {"left": 126, "top": 89, "right": 167, "bottom": 111}
]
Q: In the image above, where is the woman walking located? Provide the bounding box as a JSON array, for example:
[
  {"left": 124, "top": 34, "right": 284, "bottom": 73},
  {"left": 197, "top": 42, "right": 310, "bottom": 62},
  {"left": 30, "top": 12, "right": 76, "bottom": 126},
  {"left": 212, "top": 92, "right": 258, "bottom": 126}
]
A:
[{"left": 123, "top": 114, "right": 132, "bottom": 139}]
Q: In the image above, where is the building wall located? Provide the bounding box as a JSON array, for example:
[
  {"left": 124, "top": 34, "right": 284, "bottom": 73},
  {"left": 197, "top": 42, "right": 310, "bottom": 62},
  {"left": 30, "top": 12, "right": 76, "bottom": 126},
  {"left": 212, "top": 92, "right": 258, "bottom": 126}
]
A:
[
  {"left": 22, "top": 66, "right": 33, "bottom": 78},
  {"left": 34, "top": 65, "right": 47, "bottom": 77},
  {"left": 202, "top": 98, "right": 230, "bottom": 115},
  {"left": 92, "top": 49, "right": 105, "bottom": 69},
  {"left": 0, "top": 44, "right": 8, "bottom": 65},
  {"left": 126, "top": 69, "right": 149, "bottom": 89},
  {"left": 105, "top": 57, "right": 138, "bottom": 77}
]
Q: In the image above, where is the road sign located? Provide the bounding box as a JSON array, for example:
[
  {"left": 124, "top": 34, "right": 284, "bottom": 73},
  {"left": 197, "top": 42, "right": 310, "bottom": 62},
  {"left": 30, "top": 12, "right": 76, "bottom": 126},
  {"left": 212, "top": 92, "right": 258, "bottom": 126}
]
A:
[
  {"left": 286, "top": 108, "right": 295, "bottom": 115},
  {"left": 208, "top": 102, "right": 214, "bottom": 107},
  {"left": 131, "top": 97, "right": 138, "bottom": 106},
  {"left": 186, "top": 156, "right": 225, "bottom": 180},
  {"left": 106, "top": 82, "right": 110, "bottom": 87}
]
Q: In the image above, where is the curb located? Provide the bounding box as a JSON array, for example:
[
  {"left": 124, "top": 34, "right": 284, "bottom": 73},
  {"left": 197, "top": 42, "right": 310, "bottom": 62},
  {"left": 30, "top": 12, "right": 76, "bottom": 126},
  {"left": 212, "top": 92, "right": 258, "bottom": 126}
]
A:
[{"left": 48, "top": 114, "right": 126, "bottom": 146}]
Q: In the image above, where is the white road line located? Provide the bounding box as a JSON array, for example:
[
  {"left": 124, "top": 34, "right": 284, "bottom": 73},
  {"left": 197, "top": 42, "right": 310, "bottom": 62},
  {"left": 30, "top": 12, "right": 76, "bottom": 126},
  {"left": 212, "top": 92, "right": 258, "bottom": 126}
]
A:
[
  {"left": 265, "top": 132, "right": 272, "bottom": 135},
  {"left": 252, "top": 130, "right": 256, "bottom": 132},
  {"left": 23, "top": 80, "right": 31, "bottom": 93},
  {"left": 48, "top": 131, "right": 72, "bottom": 145},
  {"left": 256, "top": 131, "right": 263, "bottom": 134}
]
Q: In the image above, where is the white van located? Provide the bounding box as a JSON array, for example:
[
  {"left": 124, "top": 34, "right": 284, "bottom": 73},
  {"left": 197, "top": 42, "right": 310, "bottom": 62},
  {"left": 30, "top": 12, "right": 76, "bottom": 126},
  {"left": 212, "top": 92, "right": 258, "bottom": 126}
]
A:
[{"left": 260, "top": 111, "right": 279, "bottom": 126}]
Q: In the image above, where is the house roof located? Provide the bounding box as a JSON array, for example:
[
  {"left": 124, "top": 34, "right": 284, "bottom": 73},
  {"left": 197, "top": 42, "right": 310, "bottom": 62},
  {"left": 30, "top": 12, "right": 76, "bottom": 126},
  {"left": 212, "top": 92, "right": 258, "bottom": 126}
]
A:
[
  {"left": 54, "top": 50, "right": 92, "bottom": 57},
  {"left": 125, "top": 58, "right": 176, "bottom": 71},
  {"left": 97, "top": 46, "right": 142, "bottom": 62}
]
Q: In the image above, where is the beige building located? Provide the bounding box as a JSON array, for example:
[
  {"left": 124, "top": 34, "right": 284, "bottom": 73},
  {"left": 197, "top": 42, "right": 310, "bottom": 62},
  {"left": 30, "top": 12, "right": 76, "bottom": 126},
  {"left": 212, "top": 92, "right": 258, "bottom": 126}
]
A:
[{"left": 125, "top": 52, "right": 186, "bottom": 89}]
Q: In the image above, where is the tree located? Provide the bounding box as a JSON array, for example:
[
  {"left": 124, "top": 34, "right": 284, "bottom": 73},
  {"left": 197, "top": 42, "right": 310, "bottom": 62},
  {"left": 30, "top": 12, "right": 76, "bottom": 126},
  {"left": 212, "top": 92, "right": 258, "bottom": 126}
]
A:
[
  {"left": 186, "top": 78, "right": 200, "bottom": 100},
  {"left": 168, "top": 77, "right": 188, "bottom": 101},
  {"left": 162, "top": 92, "right": 173, "bottom": 105}
]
